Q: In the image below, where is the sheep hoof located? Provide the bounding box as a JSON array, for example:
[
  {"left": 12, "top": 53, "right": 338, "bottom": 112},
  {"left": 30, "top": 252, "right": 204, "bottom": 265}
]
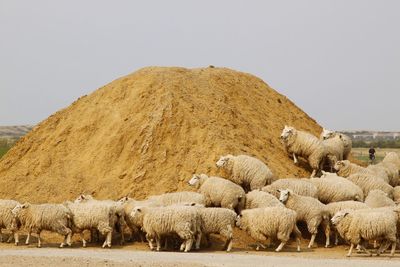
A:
[
  {"left": 59, "top": 244, "right": 64, "bottom": 248},
  {"left": 14, "top": 242, "right": 18, "bottom": 246}
]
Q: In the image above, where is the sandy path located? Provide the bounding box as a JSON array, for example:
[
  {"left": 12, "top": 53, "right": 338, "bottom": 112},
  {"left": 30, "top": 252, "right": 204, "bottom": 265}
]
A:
[{"left": 0, "top": 247, "right": 399, "bottom": 267}]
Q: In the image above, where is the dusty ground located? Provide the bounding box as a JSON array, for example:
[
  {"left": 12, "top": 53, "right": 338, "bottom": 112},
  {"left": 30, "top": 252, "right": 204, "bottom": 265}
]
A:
[{"left": 0, "top": 237, "right": 399, "bottom": 267}]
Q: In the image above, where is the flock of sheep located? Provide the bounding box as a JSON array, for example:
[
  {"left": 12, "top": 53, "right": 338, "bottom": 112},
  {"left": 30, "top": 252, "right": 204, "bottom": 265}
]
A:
[{"left": 1, "top": 127, "right": 400, "bottom": 257}]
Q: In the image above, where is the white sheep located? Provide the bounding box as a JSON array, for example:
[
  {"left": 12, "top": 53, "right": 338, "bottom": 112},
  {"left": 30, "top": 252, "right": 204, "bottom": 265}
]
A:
[
  {"left": 325, "top": 200, "right": 369, "bottom": 246},
  {"left": 245, "top": 190, "right": 284, "bottom": 209},
  {"left": 322, "top": 134, "right": 344, "bottom": 171},
  {"left": 364, "top": 189, "right": 396, "bottom": 208},
  {"left": 279, "top": 189, "right": 330, "bottom": 248},
  {"left": 188, "top": 174, "right": 245, "bottom": 213},
  {"left": 64, "top": 200, "right": 115, "bottom": 248},
  {"left": 331, "top": 208, "right": 398, "bottom": 256},
  {"left": 334, "top": 160, "right": 390, "bottom": 184},
  {"left": 74, "top": 194, "right": 126, "bottom": 245},
  {"left": 375, "top": 160, "right": 400, "bottom": 186},
  {"left": 130, "top": 205, "right": 200, "bottom": 252},
  {"left": 11, "top": 203, "right": 72, "bottom": 248},
  {"left": 280, "top": 126, "right": 328, "bottom": 177},
  {"left": 0, "top": 200, "right": 20, "bottom": 244},
  {"left": 195, "top": 207, "right": 237, "bottom": 251},
  {"left": 311, "top": 171, "right": 364, "bottom": 203},
  {"left": 236, "top": 207, "right": 301, "bottom": 252},
  {"left": 147, "top": 191, "right": 206, "bottom": 206},
  {"left": 320, "top": 128, "right": 352, "bottom": 160},
  {"left": 261, "top": 178, "right": 318, "bottom": 198},
  {"left": 382, "top": 152, "right": 400, "bottom": 170},
  {"left": 216, "top": 154, "right": 276, "bottom": 191}
]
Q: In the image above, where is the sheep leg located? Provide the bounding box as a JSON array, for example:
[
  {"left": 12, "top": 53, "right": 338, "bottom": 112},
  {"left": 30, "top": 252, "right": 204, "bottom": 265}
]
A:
[
  {"left": 180, "top": 241, "right": 186, "bottom": 251},
  {"left": 310, "top": 170, "right": 317, "bottom": 178},
  {"left": 322, "top": 220, "right": 331, "bottom": 248},
  {"left": 390, "top": 242, "right": 396, "bottom": 257},
  {"left": 80, "top": 232, "right": 87, "bottom": 247},
  {"left": 25, "top": 231, "right": 31, "bottom": 245},
  {"left": 14, "top": 232, "right": 19, "bottom": 246},
  {"left": 195, "top": 232, "right": 202, "bottom": 250},
  {"left": 0, "top": 229, "right": 2, "bottom": 242},
  {"left": 358, "top": 243, "right": 372, "bottom": 256},
  {"left": 6, "top": 233, "right": 13, "bottom": 243},
  {"left": 156, "top": 236, "right": 161, "bottom": 251},
  {"left": 184, "top": 238, "right": 193, "bottom": 252},
  {"left": 37, "top": 231, "right": 42, "bottom": 248},
  {"left": 105, "top": 231, "right": 112, "bottom": 248},
  {"left": 334, "top": 232, "right": 339, "bottom": 246},
  {"left": 308, "top": 234, "right": 316, "bottom": 248},
  {"left": 163, "top": 237, "right": 168, "bottom": 250},
  {"left": 377, "top": 241, "right": 389, "bottom": 256},
  {"left": 293, "top": 225, "right": 302, "bottom": 252},
  {"left": 293, "top": 153, "right": 298, "bottom": 164},
  {"left": 346, "top": 243, "right": 354, "bottom": 257}
]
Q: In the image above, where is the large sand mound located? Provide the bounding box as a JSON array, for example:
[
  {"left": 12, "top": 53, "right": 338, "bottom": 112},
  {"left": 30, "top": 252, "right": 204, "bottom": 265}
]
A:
[{"left": 0, "top": 67, "right": 322, "bottom": 202}]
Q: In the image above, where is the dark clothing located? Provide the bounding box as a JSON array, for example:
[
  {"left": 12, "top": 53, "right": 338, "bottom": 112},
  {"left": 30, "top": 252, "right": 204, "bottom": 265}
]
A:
[
  {"left": 369, "top": 148, "right": 376, "bottom": 155},
  {"left": 369, "top": 148, "right": 376, "bottom": 160}
]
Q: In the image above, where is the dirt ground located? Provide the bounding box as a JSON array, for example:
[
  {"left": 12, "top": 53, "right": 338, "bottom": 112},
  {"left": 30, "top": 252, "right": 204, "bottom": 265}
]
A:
[{"left": 0, "top": 237, "right": 399, "bottom": 267}]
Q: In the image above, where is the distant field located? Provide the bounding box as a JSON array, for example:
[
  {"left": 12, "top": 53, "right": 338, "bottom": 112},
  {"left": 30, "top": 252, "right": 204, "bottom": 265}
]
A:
[
  {"left": 0, "top": 138, "right": 15, "bottom": 158},
  {"left": 351, "top": 147, "right": 400, "bottom": 163}
]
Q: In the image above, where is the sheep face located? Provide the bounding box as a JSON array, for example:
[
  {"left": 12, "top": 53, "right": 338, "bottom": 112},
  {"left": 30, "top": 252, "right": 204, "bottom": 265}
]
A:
[
  {"left": 117, "top": 196, "right": 129, "bottom": 204},
  {"left": 321, "top": 128, "right": 335, "bottom": 140},
  {"left": 130, "top": 207, "right": 145, "bottom": 225},
  {"left": 74, "top": 194, "right": 93, "bottom": 203},
  {"left": 278, "top": 189, "right": 291, "bottom": 204},
  {"left": 11, "top": 203, "right": 29, "bottom": 216},
  {"left": 280, "top": 126, "right": 295, "bottom": 141},
  {"left": 331, "top": 210, "right": 349, "bottom": 226},
  {"left": 216, "top": 155, "right": 231, "bottom": 168},
  {"left": 333, "top": 160, "right": 348, "bottom": 172},
  {"left": 188, "top": 175, "right": 201, "bottom": 187}
]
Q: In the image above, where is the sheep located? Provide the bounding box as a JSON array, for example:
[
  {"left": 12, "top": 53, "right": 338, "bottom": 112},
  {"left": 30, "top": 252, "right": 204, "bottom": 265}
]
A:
[
  {"left": 147, "top": 191, "right": 206, "bottom": 206},
  {"left": 278, "top": 189, "right": 330, "bottom": 248},
  {"left": 334, "top": 160, "right": 390, "bottom": 184},
  {"left": 325, "top": 201, "right": 369, "bottom": 246},
  {"left": 280, "top": 126, "right": 329, "bottom": 177},
  {"left": 375, "top": 160, "right": 400, "bottom": 186},
  {"left": 331, "top": 208, "right": 398, "bottom": 256},
  {"left": 311, "top": 171, "right": 364, "bottom": 203},
  {"left": 245, "top": 190, "right": 284, "bottom": 209},
  {"left": 194, "top": 207, "right": 237, "bottom": 251},
  {"left": 11, "top": 203, "right": 72, "bottom": 248},
  {"left": 74, "top": 194, "right": 126, "bottom": 245},
  {"left": 236, "top": 207, "right": 301, "bottom": 252},
  {"left": 117, "top": 197, "right": 159, "bottom": 242},
  {"left": 382, "top": 152, "right": 400, "bottom": 170},
  {"left": 0, "top": 200, "right": 20, "bottom": 244},
  {"left": 339, "top": 173, "right": 393, "bottom": 198},
  {"left": 364, "top": 189, "right": 396, "bottom": 208},
  {"left": 322, "top": 134, "right": 345, "bottom": 171},
  {"left": 393, "top": 186, "right": 400, "bottom": 204},
  {"left": 64, "top": 200, "right": 115, "bottom": 248},
  {"left": 261, "top": 178, "right": 318, "bottom": 198},
  {"left": 320, "top": 128, "right": 352, "bottom": 160},
  {"left": 216, "top": 154, "right": 276, "bottom": 191},
  {"left": 130, "top": 205, "right": 200, "bottom": 252},
  {"left": 188, "top": 174, "right": 245, "bottom": 213}
]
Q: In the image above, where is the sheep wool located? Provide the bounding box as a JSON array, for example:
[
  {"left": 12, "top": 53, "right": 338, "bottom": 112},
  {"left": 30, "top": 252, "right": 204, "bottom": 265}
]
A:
[
  {"left": 364, "top": 189, "right": 396, "bottom": 208},
  {"left": 262, "top": 178, "right": 318, "bottom": 198},
  {"left": 245, "top": 190, "right": 284, "bottom": 209},
  {"left": 0, "top": 199, "right": 20, "bottom": 244}
]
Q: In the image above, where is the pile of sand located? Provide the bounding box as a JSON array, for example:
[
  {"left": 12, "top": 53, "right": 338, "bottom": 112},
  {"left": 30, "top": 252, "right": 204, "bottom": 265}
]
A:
[{"left": 0, "top": 66, "right": 322, "bottom": 203}]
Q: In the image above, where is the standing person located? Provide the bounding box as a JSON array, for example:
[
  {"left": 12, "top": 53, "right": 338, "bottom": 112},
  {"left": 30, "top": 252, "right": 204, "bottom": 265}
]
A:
[{"left": 368, "top": 146, "right": 376, "bottom": 164}]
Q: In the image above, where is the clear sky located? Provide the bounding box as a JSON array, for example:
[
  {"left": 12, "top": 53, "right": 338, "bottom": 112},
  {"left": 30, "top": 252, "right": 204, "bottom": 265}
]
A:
[{"left": 0, "top": 0, "right": 399, "bottom": 131}]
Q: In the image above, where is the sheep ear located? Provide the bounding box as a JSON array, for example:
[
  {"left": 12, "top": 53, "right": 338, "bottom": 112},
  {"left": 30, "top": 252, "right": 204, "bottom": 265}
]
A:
[
  {"left": 277, "top": 189, "right": 281, "bottom": 193},
  {"left": 190, "top": 202, "right": 196, "bottom": 206},
  {"left": 343, "top": 212, "right": 349, "bottom": 217},
  {"left": 137, "top": 208, "right": 142, "bottom": 212}
]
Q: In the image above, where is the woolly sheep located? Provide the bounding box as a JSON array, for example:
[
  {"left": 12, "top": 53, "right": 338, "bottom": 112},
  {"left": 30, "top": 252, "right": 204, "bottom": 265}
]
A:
[
  {"left": 364, "top": 189, "right": 396, "bottom": 208},
  {"left": 11, "top": 203, "right": 72, "bottom": 248},
  {"left": 376, "top": 161, "right": 400, "bottom": 186},
  {"left": 194, "top": 207, "right": 237, "bottom": 251},
  {"left": 262, "top": 178, "right": 318, "bottom": 198},
  {"left": 0, "top": 200, "right": 20, "bottom": 244},
  {"left": 130, "top": 206, "right": 200, "bottom": 252},
  {"left": 341, "top": 173, "right": 393, "bottom": 198},
  {"left": 334, "top": 160, "right": 390, "bottom": 184},
  {"left": 279, "top": 189, "right": 330, "bottom": 248},
  {"left": 216, "top": 154, "right": 276, "bottom": 191},
  {"left": 331, "top": 208, "right": 398, "bottom": 256},
  {"left": 147, "top": 191, "right": 206, "bottom": 206},
  {"left": 311, "top": 171, "right": 364, "bottom": 203},
  {"left": 245, "top": 190, "right": 284, "bottom": 209},
  {"left": 64, "top": 200, "right": 115, "bottom": 248},
  {"left": 325, "top": 201, "right": 369, "bottom": 246},
  {"left": 280, "top": 126, "right": 328, "bottom": 177},
  {"left": 321, "top": 134, "right": 344, "bottom": 171},
  {"left": 382, "top": 152, "right": 400, "bottom": 170},
  {"left": 188, "top": 174, "right": 245, "bottom": 213},
  {"left": 236, "top": 207, "right": 301, "bottom": 252},
  {"left": 74, "top": 194, "right": 126, "bottom": 245},
  {"left": 320, "top": 128, "right": 352, "bottom": 160}
]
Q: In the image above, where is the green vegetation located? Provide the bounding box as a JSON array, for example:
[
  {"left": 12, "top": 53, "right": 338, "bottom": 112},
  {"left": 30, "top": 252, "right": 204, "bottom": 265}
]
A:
[
  {"left": 352, "top": 139, "right": 400, "bottom": 148},
  {"left": 0, "top": 138, "right": 16, "bottom": 158}
]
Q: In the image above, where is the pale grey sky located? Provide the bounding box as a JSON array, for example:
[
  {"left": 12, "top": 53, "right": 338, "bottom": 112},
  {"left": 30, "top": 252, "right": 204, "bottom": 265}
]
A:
[{"left": 0, "top": 0, "right": 399, "bottom": 131}]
